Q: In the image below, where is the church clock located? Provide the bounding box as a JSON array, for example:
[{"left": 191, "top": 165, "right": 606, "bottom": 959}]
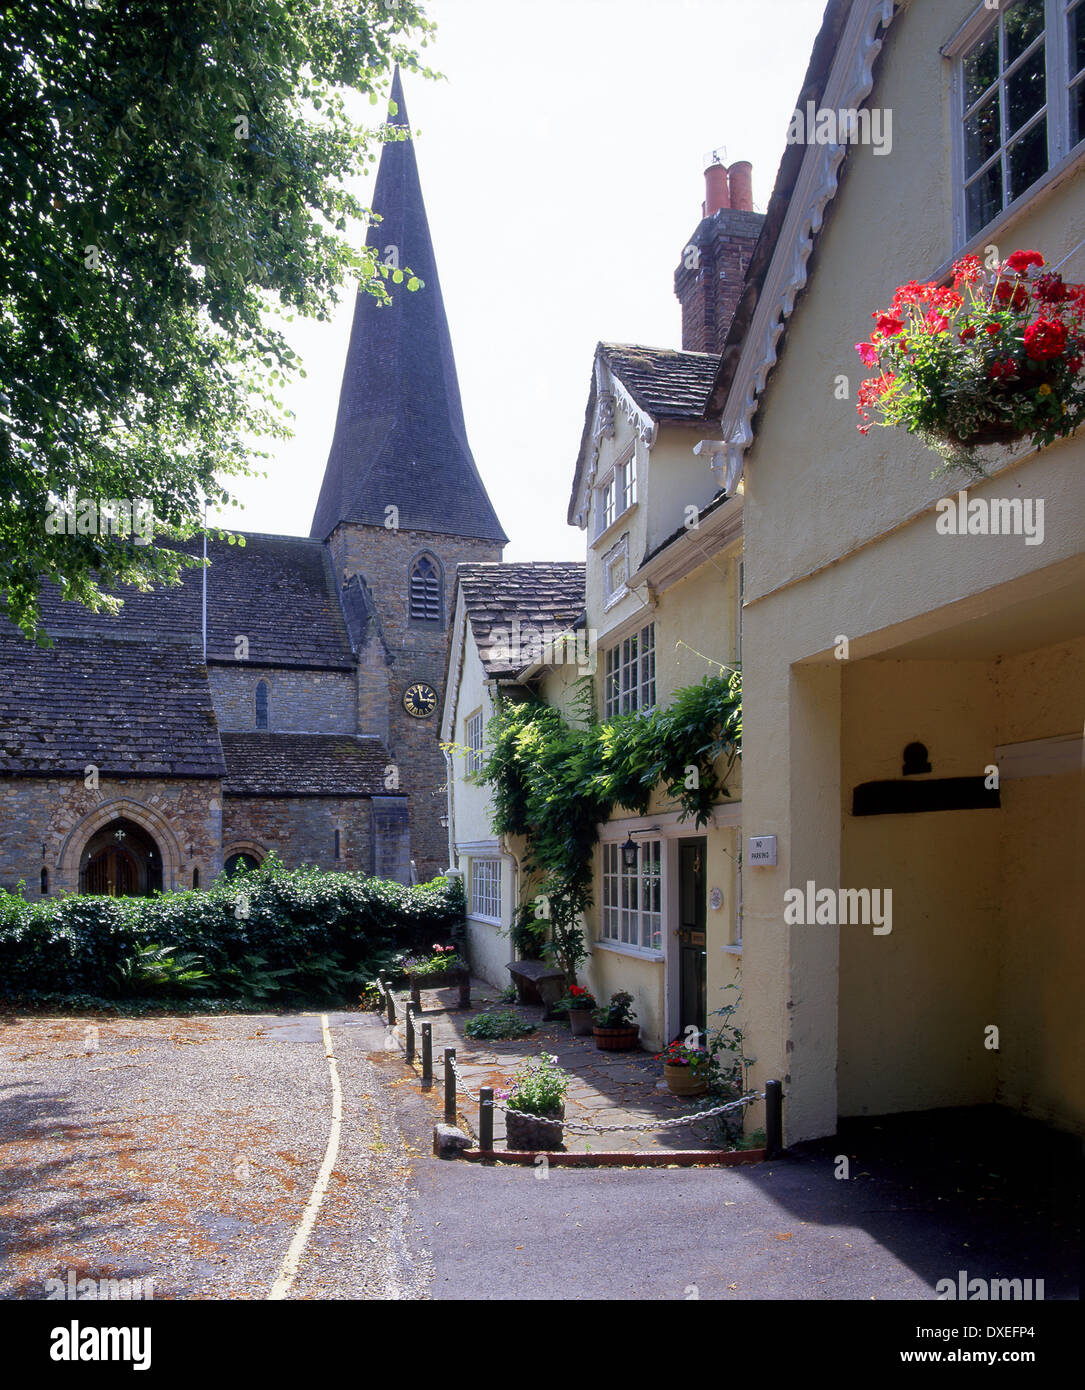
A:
[{"left": 403, "top": 681, "right": 438, "bottom": 718}]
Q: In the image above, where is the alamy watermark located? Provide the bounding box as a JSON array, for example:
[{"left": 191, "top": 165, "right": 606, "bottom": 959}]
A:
[
  {"left": 784, "top": 881, "right": 892, "bottom": 935},
  {"left": 45, "top": 491, "right": 155, "bottom": 545},
  {"left": 935, "top": 492, "right": 1044, "bottom": 546},
  {"left": 787, "top": 101, "right": 893, "bottom": 156},
  {"left": 935, "top": 1270, "right": 1044, "bottom": 1300},
  {"left": 45, "top": 1269, "right": 155, "bottom": 1300}
]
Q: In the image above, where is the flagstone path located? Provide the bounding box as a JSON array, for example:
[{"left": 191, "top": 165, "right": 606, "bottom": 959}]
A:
[{"left": 380, "top": 978, "right": 758, "bottom": 1152}]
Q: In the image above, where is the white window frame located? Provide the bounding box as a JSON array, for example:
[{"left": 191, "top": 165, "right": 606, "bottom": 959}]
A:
[
  {"left": 602, "top": 535, "right": 630, "bottom": 610},
  {"left": 470, "top": 858, "right": 501, "bottom": 923},
  {"left": 948, "top": 0, "right": 1085, "bottom": 249},
  {"left": 603, "top": 623, "right": 656, "bottom": 719},
  {"left": 464, "top": 708, "right": 484, "bottom": 775},
  {"left": 599, "top": 838, "right": 662, "bottom": 953},
  {"left": 593, "top": 446, "right": 637, "bottom": 542}
]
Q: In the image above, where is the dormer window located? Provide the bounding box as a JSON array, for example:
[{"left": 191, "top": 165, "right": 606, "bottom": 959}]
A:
[
  {"left": 255, "top": 680, "right": 269, "bottom": 730},
  {"left": 409, "top": 552, "right": 443, "bottom": 625},
  {"left": 594, "top": 449, "right": 637, "bottom": 539}
]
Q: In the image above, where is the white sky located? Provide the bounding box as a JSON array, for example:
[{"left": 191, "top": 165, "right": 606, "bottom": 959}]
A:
[{"left": 212, "top": 0, "right": 826, "bottom": 560}]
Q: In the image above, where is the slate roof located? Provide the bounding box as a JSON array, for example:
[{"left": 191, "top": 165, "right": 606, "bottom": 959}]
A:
[
  {"left": 220, "top": 733, "right": 390, "bottom": 797},
  {"left": 29, "top": 533, "right": 353, "bottom": 669},
  {"left": 0, "top": 630, "right": 224, "bottom": 778},
  {"left": 457, "top": 562, "right": 586, "bottom": 678},
  {"left": 600, "top": 343, "right": 720, "bottom": 421},
  {"left": 568, "top": 343, "right": 721, "bottom": 524},
  {"left": 310, "top": 70, "right": 507, "bottom": 545}
]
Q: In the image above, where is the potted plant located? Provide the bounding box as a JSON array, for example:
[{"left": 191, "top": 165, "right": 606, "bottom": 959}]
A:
[
  {"left": 560, "top": 984, "right": 596, "bottom": 1035},
  {"left": 656, "top": 1038, "right": 711, "bottom": 1097},
  {"left": 591, "top": 990, "right": 639, "bottom": 1051},
  {"left": 404, "top": 944, "right": 470, "bottom": 1011},
  {"left": 854, "top": 249, "right": 1085, "bottom": 474},
  {"left": 500, "top": 1053, "right": 570, "bottom": 1151}
]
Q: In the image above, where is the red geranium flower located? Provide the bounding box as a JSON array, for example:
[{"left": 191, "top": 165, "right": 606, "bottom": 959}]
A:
[
  {"left": 925, "top": 310, "right": 950, "bottom": 334},
  {"left": 985, "top": 322, "right": 1002, "bottom": 336},
  {"left": 952, "top": 254, "right": 982, "bottom": 287},
  {"left": 1005, "top": 249, "right": 1045, "bottom": 274},
  {"left": 1023, "top": 317, "right": 1068, "bottom": 360},
  {"left": 959, "top": 324, "right": 977, "bottom": 341},
  {"left": 855, "top": 341, "right": 880, "bottom": 366},
  {"left": 874, "top": 312, "right": 905, "bottom": 337},
  {"left": 988, "top": 358, "right": 1019, "bottom": 380},
  {"left": 1032, "top": 273, "right": 1071, "bottom": 305},
  {"left": 857, "top": 372, "right": 896, "bottom": 407},
  {"left": 994, "top": 281, "right": 1030, "bottom": 311}
]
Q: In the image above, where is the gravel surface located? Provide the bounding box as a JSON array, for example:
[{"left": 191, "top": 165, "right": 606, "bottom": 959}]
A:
[{"left": 0, "top": 1010, "right": 436, "bottom": 1300}]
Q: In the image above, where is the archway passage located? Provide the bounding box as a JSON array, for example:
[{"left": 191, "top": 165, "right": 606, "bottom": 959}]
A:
[{"left": 79, "top": 819, "right": 163, "bottom": 897}]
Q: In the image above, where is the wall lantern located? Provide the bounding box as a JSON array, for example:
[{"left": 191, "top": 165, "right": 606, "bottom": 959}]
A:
[{"left": 621, "top": 836, "right": 639, "bottom": 869}]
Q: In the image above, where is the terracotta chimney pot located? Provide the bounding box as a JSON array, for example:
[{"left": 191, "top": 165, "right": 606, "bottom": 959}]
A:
[
  {"left": 703, "top": 160, "right": 731, "bottom": 217},
  {"left": 727, "top": 161, "right": 754, "bottom": 212}
]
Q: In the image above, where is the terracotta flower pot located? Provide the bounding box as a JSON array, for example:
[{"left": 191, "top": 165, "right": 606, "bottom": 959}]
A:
[
  {"left": 663, "top": 1062, "right": 708, "bottom": 1097},
  {"left": 593, "top": 1023, "right": 639, "bottom": 1052},
  {"left": 505, "top": 1104, "right": 565, "bottom": 1152},
  {"left": 568, "top": 1008, "right": 594, "bottom": 1036}
]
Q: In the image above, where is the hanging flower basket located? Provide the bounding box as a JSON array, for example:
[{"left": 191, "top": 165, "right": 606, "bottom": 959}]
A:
[{"left": 855, "top": 249, "right": 1085, "bottom": 475}]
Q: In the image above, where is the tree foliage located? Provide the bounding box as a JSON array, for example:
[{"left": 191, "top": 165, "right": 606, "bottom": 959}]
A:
[{"left": 0, "top": 0, "right": 434, "bottom": 639}]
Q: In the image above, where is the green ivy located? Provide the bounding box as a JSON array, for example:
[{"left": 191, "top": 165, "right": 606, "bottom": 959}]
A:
[{"left": 474, "top": 669, "right": 741, "bottom": 926}]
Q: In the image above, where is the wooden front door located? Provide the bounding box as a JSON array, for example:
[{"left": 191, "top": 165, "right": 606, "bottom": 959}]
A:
[
  {"left": 677, "top": 837, "right": 708, "bottom": 1042},
  {"left": 85, "top": 846, "right": 139, "bottom": 897}
]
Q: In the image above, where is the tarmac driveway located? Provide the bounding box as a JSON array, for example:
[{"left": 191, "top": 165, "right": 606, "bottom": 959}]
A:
[{"left": 1, "top": 1009, "right": 1078, "bottom": 1302}]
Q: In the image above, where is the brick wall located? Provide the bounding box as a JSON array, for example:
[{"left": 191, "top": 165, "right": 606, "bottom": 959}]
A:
[
  {"left": 328, "top": 523, "right": 502, "bottom": 879},
  {"left": 0, "top": 776, "right": 223, "bottom": 898},
  {"left": 674, "top": 208, "right": 765, "bottom": 355},
  {"left": 208, "top": 665, "right": 356, "bottom": 733}
]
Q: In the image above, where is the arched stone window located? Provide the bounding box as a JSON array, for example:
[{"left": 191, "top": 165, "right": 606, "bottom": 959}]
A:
[
  {"left": 408, "top": 553, "right": 443, "bottom": 625},
  {"left": 224, "top": 851, "right": 262, "bottom": 877},
  {"left": 255, "top": 679, "right": 270, "bottom": 730}
]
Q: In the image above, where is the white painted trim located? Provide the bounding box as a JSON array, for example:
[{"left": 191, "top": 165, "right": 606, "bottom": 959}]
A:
[
  {"left": 456, "top": 839, "right": 501, "bottom": 854},
  {"left": 718, "top": 0, "right": 897, "bottom": 469},
  {"left": 596, "top": 801, "right": 742, "bottom": 839},
  {"left": 466, "top": 912, "right": 503, "bottom": 929},
  {"left": 594, "top": 939, "right": 665, "bottom": 964}
]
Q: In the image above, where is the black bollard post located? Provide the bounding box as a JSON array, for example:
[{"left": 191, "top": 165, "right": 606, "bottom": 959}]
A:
[
  {"left": 444, "top": 1047, "right": 456, "bottom": 1126},
  {"left": 765, "top": 1078, "right": 783, "bottom": 1159},
  {"left": 405, "top": 1008, "right": 415, "bottom": 1063},
  {"left": 479, "top": 1087, "right": 494, "bottom": 1152},
  {"left": 421, "top": 1023, "right": 432, "bottom": 1086},
  {"left": 386, "top": 989, "right": 397, "bottom": 1027}
]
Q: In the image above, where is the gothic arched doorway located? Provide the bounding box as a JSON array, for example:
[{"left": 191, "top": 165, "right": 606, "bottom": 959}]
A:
[{"left": 79, "top": 819, "right": 163, "bottom": 897}]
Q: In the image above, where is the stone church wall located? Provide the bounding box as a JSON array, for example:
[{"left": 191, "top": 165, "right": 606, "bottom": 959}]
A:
[
  {"left": 223, "top": 796, "right": 374, "bottom": 875},
  {"left": 0, "top": 777, "right": 223, "bottom": 898},
  {"left": 208, "top": 666, "right": 356, "bottom": 733},
  {"left": 328, "top": 523, "right": 501, "bottom": 879}
]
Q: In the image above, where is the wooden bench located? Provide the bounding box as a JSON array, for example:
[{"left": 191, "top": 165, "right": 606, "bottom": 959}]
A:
[{"left": 506, "top": 959, "right": 566, "bottom": 1016}]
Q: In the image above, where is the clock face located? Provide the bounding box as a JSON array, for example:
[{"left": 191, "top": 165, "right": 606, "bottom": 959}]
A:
[{"left": 404, "top": 681, "right": 438, "bottom": 718}]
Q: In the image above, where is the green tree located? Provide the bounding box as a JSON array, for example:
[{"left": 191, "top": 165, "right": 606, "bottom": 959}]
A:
[{"left": 0, "top": 0, "right": 434, "bottom": 641}]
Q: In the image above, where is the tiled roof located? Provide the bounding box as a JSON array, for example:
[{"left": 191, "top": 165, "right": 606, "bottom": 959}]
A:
[
  {"left": 457, "top": 562, "right": 586, "bottom": 678},
  {"left": 0, "top": 631, "right": 224, "bottom": 778},
  {"left": 601, "top": 343, "right": 720, "bottom": 421},
  {"left": 310, "top": 70, "right": 506, "bottom": 545},
  {"left": 30, "top": 533, "right": 354, "bottom": 669},
  {"left": 220, "top": 733, "right": 390, "bottom": 797}
]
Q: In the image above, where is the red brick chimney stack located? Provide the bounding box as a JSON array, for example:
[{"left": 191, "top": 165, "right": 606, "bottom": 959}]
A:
[{"left": 675, "top": 155, "right": 765, "bottom": 355}]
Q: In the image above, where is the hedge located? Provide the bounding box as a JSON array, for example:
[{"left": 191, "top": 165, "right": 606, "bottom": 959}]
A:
[{"left": 0, "top": 856, "right": 465, "bottom": 1007}]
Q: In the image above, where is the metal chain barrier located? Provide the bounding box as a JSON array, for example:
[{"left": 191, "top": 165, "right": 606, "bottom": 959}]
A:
[
  {"left": 449, "top": 1054, "right": 762, "bottom": 1134},
  {"left": 371, "top": 984, "right": 777, "bottom": 1144}
]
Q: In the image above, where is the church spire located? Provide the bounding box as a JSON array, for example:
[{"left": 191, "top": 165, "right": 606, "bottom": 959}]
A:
[{"left": 311, "top": 68, "right": 506, "bottom": 544}]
